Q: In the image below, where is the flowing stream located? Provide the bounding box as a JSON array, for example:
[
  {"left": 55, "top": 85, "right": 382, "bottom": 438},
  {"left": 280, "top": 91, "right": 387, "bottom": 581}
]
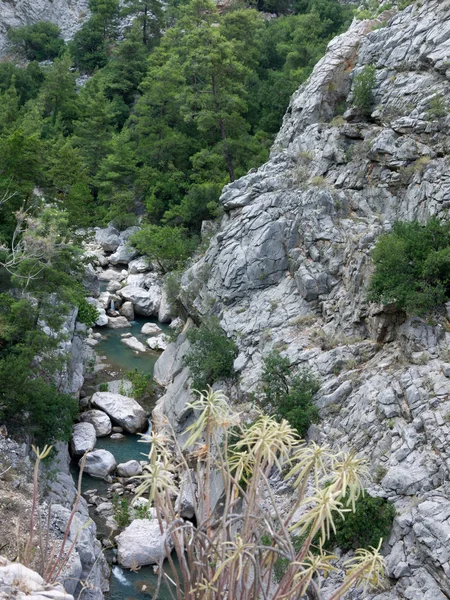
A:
[{"left": 70, "top": 314, "right": 177, "bottom": 600}]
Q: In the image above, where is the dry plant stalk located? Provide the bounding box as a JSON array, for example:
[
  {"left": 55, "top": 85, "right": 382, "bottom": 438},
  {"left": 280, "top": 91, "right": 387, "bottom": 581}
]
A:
[
  {"left": 135, "top": 387, "right": 387, "bottom": 600},
  {"left": 23, "top": 446, "right": 92, "bottom": 590}
]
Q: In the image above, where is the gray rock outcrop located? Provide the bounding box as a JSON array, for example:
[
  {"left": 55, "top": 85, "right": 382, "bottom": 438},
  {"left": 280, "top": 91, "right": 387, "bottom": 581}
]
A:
[
  {"left": 0, "top": 0, "right": 89, "bottom": 55},
  {"left": 155, "top": 2, "right": 450, "bottom": 599}
]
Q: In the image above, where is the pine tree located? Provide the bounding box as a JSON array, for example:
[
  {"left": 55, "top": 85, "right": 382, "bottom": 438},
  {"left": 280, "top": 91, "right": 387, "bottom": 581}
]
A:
[
  {"left": 122, "top": 0, "right": 164, "bottom": 49},
  {"left": 72, "top": 77, "right": 118, "bottom": 177}
]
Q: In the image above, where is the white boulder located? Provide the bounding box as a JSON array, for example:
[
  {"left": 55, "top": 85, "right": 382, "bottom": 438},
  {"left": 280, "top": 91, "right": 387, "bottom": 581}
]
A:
[
  {"left": 106, "top": 280, "right": 122, "bottom": 293},
  {"left": 107, "top": 316, "right": 132, "bottom": 329},
  {"left": 95, "top": 227, "right": 121, "bottom": 252},
  {"left": 128, "top": 256, "right": 151, "bottom": 274},
  {"left": 118, "top": 285, "right": 161, "bottom": 317},
  {"left": 116, "top": 518, "right": 172, "bottom": 568},
  {"left": 120, "top": 301, "right": 135, "bottom": 320},
  {"left": 80, "top": 410, "right": 112, "bottom": 437},
  {"left": 92, "top": 392, "right": 148, "bottom": 433},
  {"left": 147, "top": 334, "right": 169, "bottom": 351},
  {"left": 95, "top": 309, "right": 108, "bottom": 327},
  {"left": 121, "top": 336, "right": 147, "bottom": 353},
  {"left": 70, "top": 422, "right": 97, "bottom": 457},
  {"left": 98, "top": 269, "right": 126, "bottom": 282},
  {"left": 117, "top": 460, "right": 143, "bottom": 477},
  {"left": 82, "top": 449, "right": 117, "bottom": 479},
  {"left": 158, "top": 287, "right": 176, "bottom": 323},
  {"left": 109, "top": 244, "right": 138, "bottom": 265},
  {"left": 141, "top": 322, "right": 162, "bottom": 335}
]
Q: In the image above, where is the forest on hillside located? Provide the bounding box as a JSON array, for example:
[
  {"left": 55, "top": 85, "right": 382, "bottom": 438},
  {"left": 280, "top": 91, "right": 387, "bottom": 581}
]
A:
[{"left": 0, "top": 0, "right": 354, "bottom": 444}]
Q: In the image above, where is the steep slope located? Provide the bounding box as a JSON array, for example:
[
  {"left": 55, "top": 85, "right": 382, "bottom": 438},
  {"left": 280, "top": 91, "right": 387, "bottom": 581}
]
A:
[
  {"left": 0, "top": 0, "right": 89, "bottom": 54},
  {"left": 156, "top": 1, "right": 450, "bottom": 598}
]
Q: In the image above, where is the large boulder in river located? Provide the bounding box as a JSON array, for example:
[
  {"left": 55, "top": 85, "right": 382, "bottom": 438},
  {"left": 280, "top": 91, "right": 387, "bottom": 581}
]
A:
[
  {"left": 109, "top": 244, "right": 138, "bottom": 265},
  {"left": 121, "top": 336, "right": 147, "bottom": 353},
  {"left": 117, "top": 460, "right": 142, "bottom": 477},
  {"left": 70, "top": 422, "right": 96, "bottom": 457},
  {"left": 119, "top": 301, "right": 134, "bottom": 320},
  {"left": 107, "top": 316, "right": 132, "bottom": 329},
  {"left": 147, "top": 334, "right": 168, "bottom": 351},
  {"left": 82, "top": 449, "right": 117, "bottom": 479},
  {"left": 128, "top": 256, "right": 151, "bottom": 274},
  {"left": 118, "top": 285, "right": 161, "bottom": 317},
  {"left": 80, "top": 410, "right": 112, "bottom": 437},
  {"left": 141, "top": 322, "right": 161, "bottom": 335},
  {"left": 116, "top": 518, "right": 172, "bottom": 568},
  {"left": 92, "top": 392, "right": 148, "bottom": 433},
  {"left": 95, "top": 227, "right": 121, "bottom": 252}
]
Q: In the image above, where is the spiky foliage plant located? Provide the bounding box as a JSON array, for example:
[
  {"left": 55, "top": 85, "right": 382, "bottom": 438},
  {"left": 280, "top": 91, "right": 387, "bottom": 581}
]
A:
[{"left": 136, "top": 388, "right": 388, "bottom": 600}]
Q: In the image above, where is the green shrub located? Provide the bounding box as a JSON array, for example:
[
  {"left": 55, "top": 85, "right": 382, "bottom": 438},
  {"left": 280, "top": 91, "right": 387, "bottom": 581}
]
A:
[
  {"left": 112, "top": 494, "right": 131, "bottom": 528},
  {"left": 369, "top": 218, "right": 450, "bottom": 315},
  {"left": 427, "top": 94, "right": 448, "bottom": 120},
  {"left": 7, "top": 22, "right": 65, "bottom": 61},
  {"left": 326, "top": 493, "right": 395, "bottom": 551},
  {"left": 352, "top": 64, "right": 376, "bottom": 115},
  {"left": 260, "top": 350, "right": 320, "bottom": 437},
  {"left": 77, "top": 297, "right": 99, "bottom": 326},
  {"left": 130, "top": 225, "right": 198, "bottom": 274},
  {"left": 99, "top": 382, "right": 108, "bottom": 392},
  {"left": 185, "top": 318, "right": 238, "bottom": 390},
  {"left": 128, "top": 368, "right": 154, "bottom": 400}
]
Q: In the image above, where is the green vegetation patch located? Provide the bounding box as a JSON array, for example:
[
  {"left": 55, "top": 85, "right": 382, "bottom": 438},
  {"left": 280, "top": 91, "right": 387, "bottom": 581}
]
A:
[
  {"left": 260, "top": 350, "right": 320, "bottom": 437},
  {"left": 369, "top": 218, "right": 450, "bottom": 315},
  {"left": 185, "top": 318, "right": 238, "bottom": 390}
]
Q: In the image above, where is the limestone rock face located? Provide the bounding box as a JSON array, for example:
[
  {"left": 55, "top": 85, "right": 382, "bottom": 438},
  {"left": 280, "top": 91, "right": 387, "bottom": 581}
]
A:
[
  {"left": 0, "top": 0, "right": 89, "bottom": 55},
  {"left": 80, "top": 410, "right": 112, "bottom": 437},
  {"left": 115, "top": 519, "right": 172, "bottom": 568},
  {"left": 92, "top": 392, "right": 148, "bottom": 433},
  {"left": 155, "top": 3, "right": 450, "bottom": 599},
  {"left": 70, "top": 422, "right": 96, "bottom": 457},
  {"left": 82, "top": 449, "right": 117, "bottom": 479}
]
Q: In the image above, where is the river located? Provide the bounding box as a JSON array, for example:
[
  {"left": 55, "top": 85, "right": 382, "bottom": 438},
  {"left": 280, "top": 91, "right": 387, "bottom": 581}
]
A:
[{"left": 71, "top": 314, "right": 177, "bottom": 600}]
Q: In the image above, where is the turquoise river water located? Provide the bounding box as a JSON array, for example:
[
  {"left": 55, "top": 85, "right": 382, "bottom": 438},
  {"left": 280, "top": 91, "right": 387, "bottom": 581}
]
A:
[{"left": 71, "top": 315, "right": 177, "bottom": 600}]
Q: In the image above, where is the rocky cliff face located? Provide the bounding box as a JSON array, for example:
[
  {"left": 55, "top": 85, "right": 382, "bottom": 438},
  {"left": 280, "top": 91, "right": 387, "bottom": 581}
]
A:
[
  {"left": 156, "top": 1, "right": 450, "bottom": 598},
  {"left": 0, "top": 0, "right": 89, "bottom": 54}
]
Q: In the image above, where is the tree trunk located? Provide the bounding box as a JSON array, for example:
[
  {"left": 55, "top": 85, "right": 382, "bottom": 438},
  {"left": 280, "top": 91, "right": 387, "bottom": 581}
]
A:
[{"left": 211, "top": 73, "right": 235, "bottom": 182}]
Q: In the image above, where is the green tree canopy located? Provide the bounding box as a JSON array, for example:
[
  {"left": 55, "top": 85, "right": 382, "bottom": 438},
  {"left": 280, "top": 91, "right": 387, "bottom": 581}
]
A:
[{"left": 369, "top": 219, "right": 450, "bottom": 315}]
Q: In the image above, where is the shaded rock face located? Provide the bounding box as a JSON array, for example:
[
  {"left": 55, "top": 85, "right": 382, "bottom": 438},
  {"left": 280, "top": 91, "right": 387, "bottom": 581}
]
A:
[
  {"left": 0, "top": 0, "right": 89, "bottom": 55},
  {"left": 154, "top": 3, "right": 450, "bottom": 599}
]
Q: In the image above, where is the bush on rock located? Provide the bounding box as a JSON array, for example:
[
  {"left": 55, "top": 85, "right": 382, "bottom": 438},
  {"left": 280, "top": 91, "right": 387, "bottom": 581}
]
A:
[{"left": 369, "top": 218, "right": 450, "bottom": 315}]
